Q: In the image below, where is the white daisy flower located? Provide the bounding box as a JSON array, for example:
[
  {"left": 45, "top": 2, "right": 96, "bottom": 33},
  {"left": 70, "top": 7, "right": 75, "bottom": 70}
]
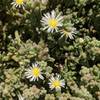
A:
[
  {"left": 17, "top": 93, "right": 24, "bottom": 100},
  {"left": 41, "top": 10, "right": 63, "bottom": 33},
  {"left": 11, "top": 0, "right": 25, "bottom": 9},
  {"left": 25, "top": 63, "right": 44, "bottom": 81},
  {"left": 48, "top": 74, "right": 65, "bottom": 91},
  {"left": 60, "top": 23, "right": 77, "bottom": 39}
]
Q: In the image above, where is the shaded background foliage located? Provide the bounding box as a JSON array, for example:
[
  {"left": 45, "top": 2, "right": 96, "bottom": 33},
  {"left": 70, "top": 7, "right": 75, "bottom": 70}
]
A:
[{"left": 0, "top": 0, "right": 100, "bottom": 100}]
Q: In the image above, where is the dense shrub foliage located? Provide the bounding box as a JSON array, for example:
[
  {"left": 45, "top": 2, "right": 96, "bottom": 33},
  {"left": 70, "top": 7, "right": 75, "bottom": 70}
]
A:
[{"left": 0, "top": 0, "right": 100, "bottom": 100}]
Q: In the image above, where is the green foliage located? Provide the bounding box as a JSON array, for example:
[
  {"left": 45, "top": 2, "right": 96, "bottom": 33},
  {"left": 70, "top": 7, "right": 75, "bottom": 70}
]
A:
[{"left": 0, "top": 0, "right": 100, "bottom": 99}]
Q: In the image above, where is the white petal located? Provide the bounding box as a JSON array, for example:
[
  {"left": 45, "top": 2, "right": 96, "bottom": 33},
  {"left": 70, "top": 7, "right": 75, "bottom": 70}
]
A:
[
  {"left": 30, "top": 77, "right": 34, "bottom": 81},
  {"left": 39, "top": 75, "right": 44, "bottom": 80},
  {"left": 51, "top": 10, "right": 56, "bottom": 18}
]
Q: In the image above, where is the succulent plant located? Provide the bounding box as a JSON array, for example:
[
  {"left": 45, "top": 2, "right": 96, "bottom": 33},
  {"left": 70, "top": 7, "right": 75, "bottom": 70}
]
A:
[{"left": 0, "top": 0, "right": 100, "bottom": 99}]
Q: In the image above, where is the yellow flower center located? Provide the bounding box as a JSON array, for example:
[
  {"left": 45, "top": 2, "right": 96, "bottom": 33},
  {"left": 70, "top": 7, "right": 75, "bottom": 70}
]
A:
[
  {"left": 32, "top": 67, "right": 40, "bottom": 77},
  {"left": 16, "top": 0, "right": 23, "bottom": 5},
  {"left": 48, "top": 19, "right": 58, "bottom": 28},
  {"left": 62, "top": 29, "right": 69, "bottom": 36},
  {"left": 52, "top": 80, "right": 61, "bottom": 88}
]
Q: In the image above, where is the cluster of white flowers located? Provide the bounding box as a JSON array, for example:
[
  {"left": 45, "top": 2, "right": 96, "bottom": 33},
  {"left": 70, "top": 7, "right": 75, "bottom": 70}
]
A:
[
  {"left": 25, "top": 62, "right": 65, "bottom": 91},
  {"left": 11, "top": 0, "right": 77, "bottom": 40},
  {"left": 41, "top": 10, "right": 77, "bottom": 39},
  {"left": 11, "top": 1, "right": 77, "bottom": 99},
  {"left": 17, "top": 62, "right": 65, "bottom": 99}
]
